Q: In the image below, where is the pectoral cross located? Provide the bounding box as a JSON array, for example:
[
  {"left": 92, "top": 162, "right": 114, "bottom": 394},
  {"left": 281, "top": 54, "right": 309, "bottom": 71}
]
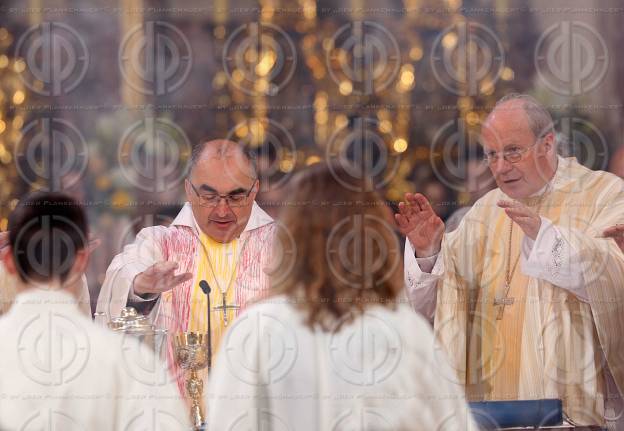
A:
[
  {"left": 493, "top": 296, "right": 514, "bottom": 320},
  {"left": 212, "top": 296, "right": 240, "bottom": 327}
]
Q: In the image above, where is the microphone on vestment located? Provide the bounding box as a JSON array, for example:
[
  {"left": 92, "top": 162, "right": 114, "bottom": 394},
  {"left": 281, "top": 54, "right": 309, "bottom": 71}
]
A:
[{"left": 199, "top": 280, "right": 212, "bottom": 371}]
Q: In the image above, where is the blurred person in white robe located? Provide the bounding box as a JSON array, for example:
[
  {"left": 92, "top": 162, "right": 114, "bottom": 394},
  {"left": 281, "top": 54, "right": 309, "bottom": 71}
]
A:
[
  {"left": 207, "top": 162, "right": 477, "bottom": 430},
  {"left": 0, "top": 192, "right": 189, "bottom": 430}
]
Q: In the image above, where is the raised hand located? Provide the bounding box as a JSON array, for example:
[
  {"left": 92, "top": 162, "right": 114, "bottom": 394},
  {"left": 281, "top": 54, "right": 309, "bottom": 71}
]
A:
[
  {"left": 603, "top": 224, "right": 624, "bottom": 252},
  {"left": 395, "top": 193, "right": 445, "bottom": 257},
  {"left": 497, "top": 200, "right": 541, "bottom": 240},
  {"left": 133, "top": 261, "right": 193, "bottom": 295}
]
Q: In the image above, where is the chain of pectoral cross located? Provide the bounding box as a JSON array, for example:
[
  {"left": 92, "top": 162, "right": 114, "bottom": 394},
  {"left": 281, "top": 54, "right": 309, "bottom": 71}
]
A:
[
  {"left": 204, "top": 236, "right": 248, "bottom": 327},
  {"left": 494, "top": 220, "right": 523, "bottom": 320},
  {"left": 494, "top": 185, "right": 550, "bottom": 320}
]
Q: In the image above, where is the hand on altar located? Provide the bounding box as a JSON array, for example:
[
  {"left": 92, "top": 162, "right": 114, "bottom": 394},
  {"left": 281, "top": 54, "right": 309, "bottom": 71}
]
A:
[
  {"left": 498, "top": 200, "right": 541, "bottom": 240},
  {"left": 602, "top": 224, "right": 624, "bottom": 252},
  {"left": 395, "top": 193, "right": 444, "bottom": 257},
  {"left": 133, "top": 261, "right": 193, "bottom": 295}
]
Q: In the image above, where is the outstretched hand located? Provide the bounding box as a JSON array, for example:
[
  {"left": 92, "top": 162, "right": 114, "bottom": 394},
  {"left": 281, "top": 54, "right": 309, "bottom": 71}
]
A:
[
  {"left": 603, "top": 224, "right": 624, "bottom": 252},
  {"left": 394, "top": 193, "right": 444, "bottom": 257},
  {"left": 133, "top": 261, "right": 193, "bottom": 295}
]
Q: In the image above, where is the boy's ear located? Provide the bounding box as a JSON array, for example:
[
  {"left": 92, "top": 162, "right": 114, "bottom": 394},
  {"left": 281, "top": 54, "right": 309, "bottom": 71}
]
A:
[
  {"left": 62, "top": 248, "right": 89, "bottom": 291},
  {"left": 71, "top": 249, "right": 88, "bottom": 278}
]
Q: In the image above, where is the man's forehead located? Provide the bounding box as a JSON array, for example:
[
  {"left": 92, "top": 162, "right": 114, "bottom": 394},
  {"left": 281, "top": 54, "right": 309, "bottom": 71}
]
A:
[
  {"left": 480, "top": 127, "right": 522, "bottom": 150},
  {"left": 481, "top": 104, "right": 532, "bottom": 146},
  {"left": 484, "top": 101, "right": 530, "bottom": 128},
  {"left": 193, "top": 139, "right": 249, "bottom": 164},
  {"left": 195, "top": 150, "right": 245, "bottom": 165},
  {"left": 190, "top": 160, "right": 253, "bottom": 190}
]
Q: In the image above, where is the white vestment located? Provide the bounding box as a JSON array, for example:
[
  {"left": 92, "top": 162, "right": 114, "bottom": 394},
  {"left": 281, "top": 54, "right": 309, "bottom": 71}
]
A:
[
  {"left": 404, "top": 157, "right": 624, "bottom": 427},
  {"left": 0, "top": 287, "right": 189, "bottom": 430},
  {"left": 206, "top": 296, "right": 478, "bottom": 430}
]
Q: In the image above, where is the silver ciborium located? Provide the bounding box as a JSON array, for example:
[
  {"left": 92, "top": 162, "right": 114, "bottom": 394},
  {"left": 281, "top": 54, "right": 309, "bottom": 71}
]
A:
[
  {"left": 95, "top": 307, "right": 168, "bottom": 359},
  {"left": 173, "top": 332, "right": 209, "bottom": 430}
]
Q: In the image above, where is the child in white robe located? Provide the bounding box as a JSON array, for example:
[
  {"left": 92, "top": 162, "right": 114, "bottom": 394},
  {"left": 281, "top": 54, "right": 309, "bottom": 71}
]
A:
[
  {"left": 207, "top": 162, "right": 477, "bottom": 430},
  {"left": 0, "top": 192, "right": 190, "bottom": 430}
]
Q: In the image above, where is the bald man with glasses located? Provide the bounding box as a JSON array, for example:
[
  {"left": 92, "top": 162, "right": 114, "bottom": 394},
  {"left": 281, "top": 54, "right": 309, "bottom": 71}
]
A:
[
  {"left": 398, "top": 94, "right": 624, "bottom": 429},
  {"left": 97, "top": 139, "right": 275, "bottom": 391}
]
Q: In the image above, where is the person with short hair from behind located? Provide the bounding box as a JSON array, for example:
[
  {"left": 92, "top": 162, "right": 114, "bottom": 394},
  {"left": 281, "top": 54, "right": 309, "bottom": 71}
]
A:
[
  {"left": 206, "top": 163, "right": 477, "bottom": 430},
  {"left": 0, "top": 192, "right": 189, "bottom": 430}
]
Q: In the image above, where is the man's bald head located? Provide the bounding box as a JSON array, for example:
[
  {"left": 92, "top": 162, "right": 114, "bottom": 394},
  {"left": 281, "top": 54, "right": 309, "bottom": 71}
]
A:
[
  {"left": 485, "top": 93, "right": 554, "bottom": 140},
  {"left": 189, "top": 139, "right": 257, "bottom": 179},
  {"left": 481, "top": 93, "right": 558, "bottom": 199}
]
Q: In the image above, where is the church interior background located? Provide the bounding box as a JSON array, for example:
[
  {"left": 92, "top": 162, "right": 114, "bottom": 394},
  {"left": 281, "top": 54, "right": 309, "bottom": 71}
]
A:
[{"left": 0, "top": 0, "right": 622, "bottom": 312}]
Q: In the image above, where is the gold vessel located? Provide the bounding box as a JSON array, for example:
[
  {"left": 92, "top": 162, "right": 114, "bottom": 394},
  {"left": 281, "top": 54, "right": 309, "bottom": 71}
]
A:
[{"left": 173, "top": 332, "right": 209, "bottom": 430}]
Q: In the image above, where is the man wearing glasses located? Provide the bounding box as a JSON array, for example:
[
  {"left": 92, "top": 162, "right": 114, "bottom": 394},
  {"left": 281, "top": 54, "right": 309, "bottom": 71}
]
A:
[
  {"left": 398, "top": 94, "right": 624, "bottom": 428},
  {"left": 96, "top": 139, "right": 274, "bottom": 367}
]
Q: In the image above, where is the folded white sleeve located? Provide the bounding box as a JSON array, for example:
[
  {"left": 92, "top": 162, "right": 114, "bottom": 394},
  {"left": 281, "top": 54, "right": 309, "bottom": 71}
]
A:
[
  {"left": 520, "top": 216, "right": 589, "bottom": 302},
  {"left": 403, "top": 240, "right": 444, "bottom": 322}
]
